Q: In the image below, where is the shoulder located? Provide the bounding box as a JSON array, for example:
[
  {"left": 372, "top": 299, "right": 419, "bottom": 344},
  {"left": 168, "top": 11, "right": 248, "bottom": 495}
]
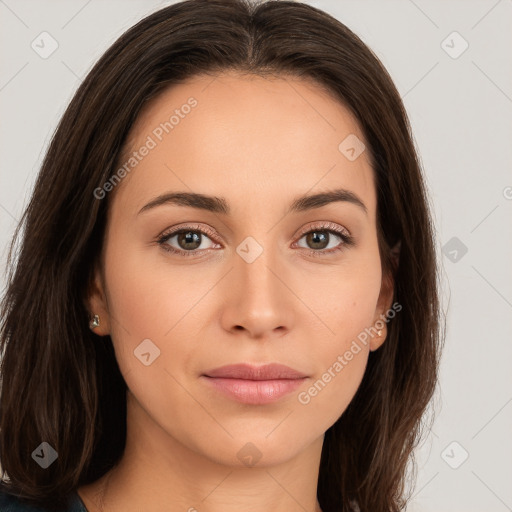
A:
[
  {"left": 0, "top": 486, "right": 87, "bottom": 512},
  {"left": 0, "top": 490, "right": 45, "bottom": 511}
]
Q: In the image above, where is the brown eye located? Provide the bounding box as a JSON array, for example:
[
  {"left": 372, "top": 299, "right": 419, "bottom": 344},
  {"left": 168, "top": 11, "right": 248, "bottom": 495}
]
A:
[
  {"left": 294, "top": 222, "right": 355, "bottom": 257},
  {"left": 157, "top": 224, "right": 219, "bottom": 257}
]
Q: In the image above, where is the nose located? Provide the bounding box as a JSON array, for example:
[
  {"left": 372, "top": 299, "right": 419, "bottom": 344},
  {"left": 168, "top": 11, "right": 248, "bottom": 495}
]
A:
[{"left": 220, "top": 247, "right": 295, "bottom": 340}]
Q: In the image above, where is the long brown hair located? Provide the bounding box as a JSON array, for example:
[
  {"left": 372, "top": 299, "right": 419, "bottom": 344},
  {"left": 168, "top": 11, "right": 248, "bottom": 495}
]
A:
[{"left": 0, "top": 1, "right": 443, "bottom": 510}]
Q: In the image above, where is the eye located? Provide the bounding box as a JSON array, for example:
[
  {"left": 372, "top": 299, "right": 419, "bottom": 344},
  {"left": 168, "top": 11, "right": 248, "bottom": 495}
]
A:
[
  {"left": 293, "top": 221, "right": 355, "bottom": 257},
  {"left": 156, "top": 224, "right": 219, "bottom": 257}
]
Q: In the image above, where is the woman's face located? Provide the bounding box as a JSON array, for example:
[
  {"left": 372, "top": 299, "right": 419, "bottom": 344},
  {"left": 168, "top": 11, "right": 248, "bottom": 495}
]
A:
[{"left": 89, "top": 71, "right": 393, "bottom": 467}]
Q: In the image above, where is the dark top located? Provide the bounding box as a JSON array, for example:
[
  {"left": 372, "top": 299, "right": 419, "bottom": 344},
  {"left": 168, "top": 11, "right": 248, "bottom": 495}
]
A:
[{"left": 0, "top": 489, "right": 88, "bottom": 512}]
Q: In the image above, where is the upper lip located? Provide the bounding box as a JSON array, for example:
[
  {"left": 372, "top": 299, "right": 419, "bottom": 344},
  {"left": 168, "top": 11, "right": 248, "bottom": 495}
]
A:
[{"left": 203, "top": 363, "right": 308, "bottom": 380}]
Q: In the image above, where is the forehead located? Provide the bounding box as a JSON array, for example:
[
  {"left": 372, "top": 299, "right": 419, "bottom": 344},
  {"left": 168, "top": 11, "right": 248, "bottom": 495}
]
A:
[{"left": 112, "top": 71, "right": 376, "bottom": 218}]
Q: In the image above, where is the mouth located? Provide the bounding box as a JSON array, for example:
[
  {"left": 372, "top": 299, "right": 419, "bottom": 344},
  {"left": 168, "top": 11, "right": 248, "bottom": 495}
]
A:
[{"left": 201, "top": 363, "right": 309, "bottom": 405}]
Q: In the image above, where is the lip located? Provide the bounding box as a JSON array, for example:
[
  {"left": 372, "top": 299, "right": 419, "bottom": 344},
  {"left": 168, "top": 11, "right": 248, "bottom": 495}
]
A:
[
  {"left": 203, "top": 363, "right": 308, "bottom": 380},
  {"left": 201, "top": 363, "right": 309, "bottom": 405}
]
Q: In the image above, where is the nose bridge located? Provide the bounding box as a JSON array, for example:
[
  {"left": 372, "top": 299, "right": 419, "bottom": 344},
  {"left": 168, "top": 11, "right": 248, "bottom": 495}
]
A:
[{"left": 235, "top": 235, "right": 281, "bottom": 303}]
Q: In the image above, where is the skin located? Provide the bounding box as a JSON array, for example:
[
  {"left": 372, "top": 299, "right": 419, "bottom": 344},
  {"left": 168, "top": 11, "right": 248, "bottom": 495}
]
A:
[{"left": 79, "top": 71, "right": 394, "bottom": 512}]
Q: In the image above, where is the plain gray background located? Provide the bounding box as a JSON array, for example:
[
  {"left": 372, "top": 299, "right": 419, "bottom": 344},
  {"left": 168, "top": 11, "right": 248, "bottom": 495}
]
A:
[{"left": 1, "top": 1, "right": 511, "bottom": 510}]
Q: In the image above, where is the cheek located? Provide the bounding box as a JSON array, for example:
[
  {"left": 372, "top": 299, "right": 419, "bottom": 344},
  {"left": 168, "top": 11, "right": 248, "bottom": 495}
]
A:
[
  {"left": 299, "top": 254, "right": 382, "bottom": 417},
  {"left": 103, "top": 234, "right": 204, "bottom": 331},
  {"left": 297, "top": 298, "right": 378, "bottom": 426},
  {"left": 101, "top": 240, "right": 173, "bottom": 370},
  {"left": 101, "top": 237, "right": 215, "bottom": 386},
  {"left": 307, "top": 247, "right": 382, "bottom": 341}
]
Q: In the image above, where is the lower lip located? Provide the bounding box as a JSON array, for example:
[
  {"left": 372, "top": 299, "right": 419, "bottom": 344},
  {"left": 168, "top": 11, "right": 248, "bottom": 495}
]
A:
[{"left": 201, "top": 376, "right": 307, "bottom": 404}]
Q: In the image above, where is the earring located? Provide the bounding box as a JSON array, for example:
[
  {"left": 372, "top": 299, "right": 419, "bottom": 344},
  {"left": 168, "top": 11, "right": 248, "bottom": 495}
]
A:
[
  {"left": 89, "top": 314, "right": 100, "bottom": 330},
  {"left": 377, "top": 329, "right": 382, "bottom": 337}
]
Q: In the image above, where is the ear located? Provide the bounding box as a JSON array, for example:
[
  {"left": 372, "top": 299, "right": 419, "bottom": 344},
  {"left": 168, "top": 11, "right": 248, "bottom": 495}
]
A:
[
  {"left": 85, "top": 265, "right": 111, "bottom": 336},
  {"left": 369, "top": 241, "right": 400, "bottom": 352}
]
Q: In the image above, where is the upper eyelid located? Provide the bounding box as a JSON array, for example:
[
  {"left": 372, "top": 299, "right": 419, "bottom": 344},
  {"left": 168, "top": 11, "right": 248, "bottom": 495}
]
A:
[{"left": 295, "top": 221, "right": 351, "bottom": 237}]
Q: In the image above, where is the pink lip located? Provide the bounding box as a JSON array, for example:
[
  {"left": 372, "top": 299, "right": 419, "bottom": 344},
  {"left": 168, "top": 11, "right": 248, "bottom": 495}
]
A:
[
  {"left": 201, "top": 363, "right": 309, "bottom": 405},
  {"left": 204, "top": 363, "right": 308, "bottom": 380}
]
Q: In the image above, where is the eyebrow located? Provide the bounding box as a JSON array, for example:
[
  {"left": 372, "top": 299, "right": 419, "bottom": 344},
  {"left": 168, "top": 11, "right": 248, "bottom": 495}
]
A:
[{"left": 137, "top": 188, "right": 367, "bottom": 216}]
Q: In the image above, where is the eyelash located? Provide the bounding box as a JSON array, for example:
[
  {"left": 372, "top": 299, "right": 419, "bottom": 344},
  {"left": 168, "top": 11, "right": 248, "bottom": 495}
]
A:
[{"left": 156, "top": 221, "right": 355, "bottom": 259}]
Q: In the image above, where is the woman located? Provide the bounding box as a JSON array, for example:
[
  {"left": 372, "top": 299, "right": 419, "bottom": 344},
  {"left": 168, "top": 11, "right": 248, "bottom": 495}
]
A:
[{"left": 0, "top": 0, "right": 443, "bottom": 510}]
